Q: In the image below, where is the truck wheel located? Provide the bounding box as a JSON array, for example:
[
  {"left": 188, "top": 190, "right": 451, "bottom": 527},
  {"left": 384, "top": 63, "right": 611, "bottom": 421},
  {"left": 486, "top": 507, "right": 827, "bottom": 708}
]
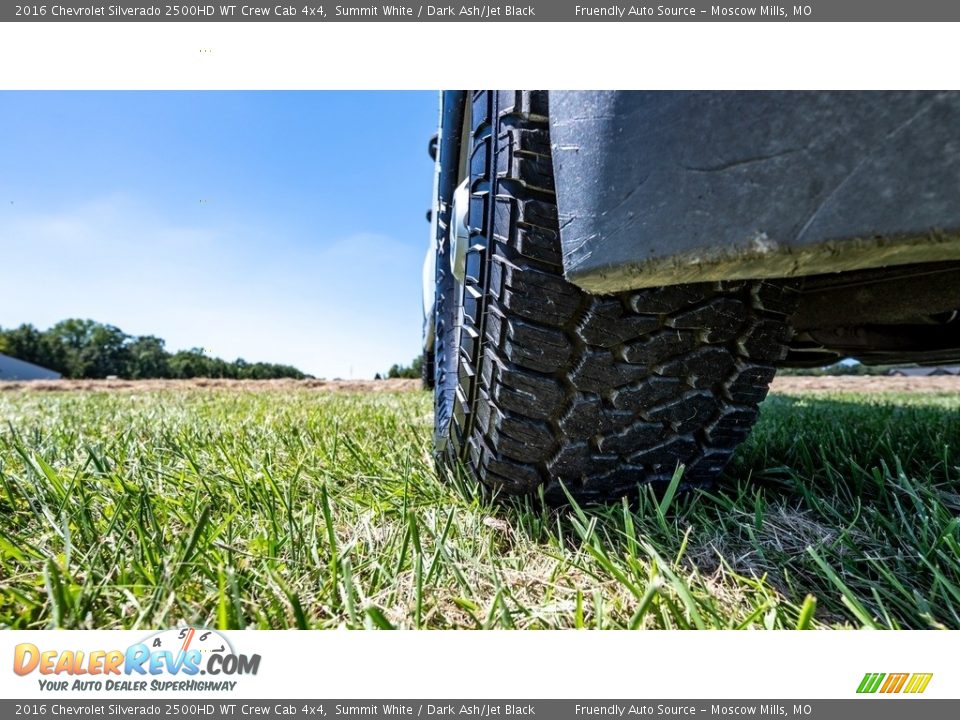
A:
[
  {"left": 422, "top": 350, "right": 435, "bottom": 390},
  {"left": 433, "top": 91, "right": 798, "bottom": 503}
]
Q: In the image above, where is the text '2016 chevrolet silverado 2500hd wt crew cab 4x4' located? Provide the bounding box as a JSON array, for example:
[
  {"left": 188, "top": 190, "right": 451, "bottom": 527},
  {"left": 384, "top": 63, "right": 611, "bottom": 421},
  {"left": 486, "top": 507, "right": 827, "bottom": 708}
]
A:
[{"left": 422, "top": 91, "right": 960, "bottom": 504}]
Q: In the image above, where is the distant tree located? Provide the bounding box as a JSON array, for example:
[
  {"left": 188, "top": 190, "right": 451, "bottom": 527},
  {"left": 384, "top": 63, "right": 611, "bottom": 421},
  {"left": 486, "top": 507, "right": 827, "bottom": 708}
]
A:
[
  {"left": 387, "top": 356, "right": 423, "bottom": 379},
  {"left": 1, "top": 319, "right": 307, "bottom": 380},
  {"left": 128, "top": 335, "right": 170, "bottom": 379},
  {"left": 243, "top": 361, "right": 305, "bottom": 380},
  {"left": 207, "top": 356, "right": 234, "bottom": 379},
  {"left": 234, "top": 358, "right": 249, "bottom": 378},
  {"left": 80, "top": 324, "right": 132, "bottom": 378},
  {"left": 46, "top": 319, "right": 101, "bottom": 378},
  {"left": 0, "top": 323, "right": 68, "bottom": 375},
  {"left": 168, "top": 348, "right": 209, "bottom": 379}
]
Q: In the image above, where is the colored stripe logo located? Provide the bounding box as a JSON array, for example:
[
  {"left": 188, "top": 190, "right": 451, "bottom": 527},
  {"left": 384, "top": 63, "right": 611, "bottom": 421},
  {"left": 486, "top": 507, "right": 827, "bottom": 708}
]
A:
[{"left": 857, "top": 672, "right": 933, "bottom": 694}]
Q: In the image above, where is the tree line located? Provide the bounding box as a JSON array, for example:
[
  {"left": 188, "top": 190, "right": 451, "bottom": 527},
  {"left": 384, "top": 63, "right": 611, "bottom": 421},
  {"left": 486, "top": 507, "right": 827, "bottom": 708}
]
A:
[
  {"left": 0, "top": 320, "right": 307, "bottom": 380},
  {"left": 383, "top": 355, "right": 424, "bottom": 379}
]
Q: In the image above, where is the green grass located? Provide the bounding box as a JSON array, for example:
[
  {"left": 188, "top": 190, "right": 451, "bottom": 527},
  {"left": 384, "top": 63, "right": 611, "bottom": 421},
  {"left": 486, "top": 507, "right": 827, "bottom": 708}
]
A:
[{"left": 1, "top": 386, "right": 958, "bottom": 630}]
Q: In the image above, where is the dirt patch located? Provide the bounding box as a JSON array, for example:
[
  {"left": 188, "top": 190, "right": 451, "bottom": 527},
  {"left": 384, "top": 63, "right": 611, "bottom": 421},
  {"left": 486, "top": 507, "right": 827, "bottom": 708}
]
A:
[
  {"left": 0, "top": 378, "right": 423, "bottom": 393},
  {"left": 4, "top": 375, "right": 957, "bottom": 395},
  {"left": 770, "top": 375, "right": 960, "bottom": 394}
]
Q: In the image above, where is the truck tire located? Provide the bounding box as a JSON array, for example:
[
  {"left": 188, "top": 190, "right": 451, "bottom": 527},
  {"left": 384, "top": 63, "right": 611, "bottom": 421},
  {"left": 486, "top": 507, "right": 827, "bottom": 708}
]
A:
[
  {"left": 422, "top": 350, "right": 435, "bottom": 390},
  {"left": 433, "top": 91, "right": 799, "bottom": 504}
]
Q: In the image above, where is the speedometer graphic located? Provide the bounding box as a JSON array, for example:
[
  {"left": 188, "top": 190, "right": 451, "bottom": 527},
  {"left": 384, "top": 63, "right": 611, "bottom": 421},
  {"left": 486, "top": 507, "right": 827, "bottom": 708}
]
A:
[{"left": 141, "top": 627, "right": 234, "bottom": 660}]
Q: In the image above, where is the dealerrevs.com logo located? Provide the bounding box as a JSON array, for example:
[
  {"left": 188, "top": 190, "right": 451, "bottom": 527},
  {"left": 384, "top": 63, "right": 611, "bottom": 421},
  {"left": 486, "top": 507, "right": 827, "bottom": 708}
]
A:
[
  {"left": 857, "top": 673, "right": 933, "bottom": 695},
  {"left": 13, "top": 627, "right": 261, "bottom": 692}
]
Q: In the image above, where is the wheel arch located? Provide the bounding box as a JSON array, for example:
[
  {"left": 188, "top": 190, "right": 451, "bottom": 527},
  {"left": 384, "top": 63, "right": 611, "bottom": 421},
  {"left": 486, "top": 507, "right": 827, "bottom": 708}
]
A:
[{"left": 549, "top": 90, "right": 960, "bottom": 294}]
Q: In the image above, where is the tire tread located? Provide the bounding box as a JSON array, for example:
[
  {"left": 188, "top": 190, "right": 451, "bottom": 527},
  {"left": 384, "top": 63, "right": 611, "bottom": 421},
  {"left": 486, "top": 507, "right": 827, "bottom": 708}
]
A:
[{"left": 440, "top": 91, "right": 799, "bottom": 503}]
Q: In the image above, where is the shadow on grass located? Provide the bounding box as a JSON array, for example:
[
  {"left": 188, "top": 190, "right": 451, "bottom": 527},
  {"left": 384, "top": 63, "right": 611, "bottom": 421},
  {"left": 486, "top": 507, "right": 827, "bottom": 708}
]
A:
[{"left": 497, "top": 393, "right": 960, "bottom": 628}]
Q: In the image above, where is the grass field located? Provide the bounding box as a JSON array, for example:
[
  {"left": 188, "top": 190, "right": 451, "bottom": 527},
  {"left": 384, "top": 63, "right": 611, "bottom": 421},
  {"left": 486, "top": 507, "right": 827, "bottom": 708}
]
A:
[{"left": 1, "top": 379, "right": 959, "bottom": 630}]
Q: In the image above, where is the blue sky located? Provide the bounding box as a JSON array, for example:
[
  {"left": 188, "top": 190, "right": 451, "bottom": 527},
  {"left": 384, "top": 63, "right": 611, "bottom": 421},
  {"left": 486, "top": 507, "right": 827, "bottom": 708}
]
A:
[{"left": 0, "top": 91, "right": 437, "bottom": 378}]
